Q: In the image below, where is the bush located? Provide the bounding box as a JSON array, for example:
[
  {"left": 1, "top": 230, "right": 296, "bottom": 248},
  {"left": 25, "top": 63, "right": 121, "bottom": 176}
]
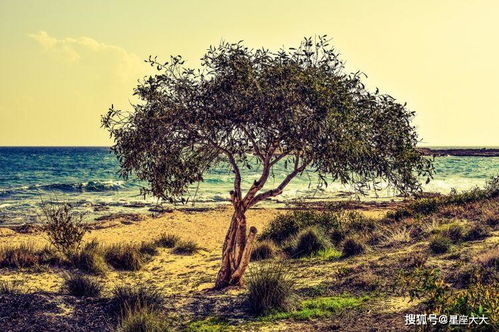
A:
[
  {"left": 116, "top": 307, "right": 172, "bottom": 332},
  {"left": 105, "top": 244, "right": 144, "bottom": 271},
  {"left": 172, "top": 240, "right": 201, "bottom": 255},
  {"left": 155, "top": 233, "right": 180, "bottom": 248},
  {"left": 342, "top": 239, "right": 365, "bottom": 257},
  {"left": 247, "top": 262, "right": 296, "bottom": 315},
  {"left": 463, "top": 224, "right": 491, "bottom": 241},
  {"left": 41, "top": 203, "right": 88, "bottom": 257},
  {"left": 111, "top": 285, "right": 165, "bottom": 314},
  {"left": 260, "top": 211, "right": 341, "bottom": 245},
  {"left": 63, "top": 273, "right": 102, "bottom": 297},
  {"left": 291, "top": 227, "right": 332, "bottom": 258},
  {"left": 71, "top": 240, "right": 108, "bottom": 275},
  {"left": 0, "top": 242, "right": 40, "bottom": 268},
  {"left": 429, "top": 235, "right": 451, "bottom": 254},
  {"left": 251, "top": 240, "right": 278, "bottom": 262}
]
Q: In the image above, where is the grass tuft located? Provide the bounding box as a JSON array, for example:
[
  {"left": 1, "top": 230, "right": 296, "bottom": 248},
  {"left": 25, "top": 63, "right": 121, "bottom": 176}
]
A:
[
  {"left": 111, "top": 285, "right": 165, "bottom": 314},
  {"left": 247, "top": 262, "right": 296, "bottom": 315},
  {"left": 172, "top": 240, "right": 202, "bottom": 255},
  {"left": 342, "top": 239, "right": 365, "bottom": 257},
  {"left": 155, "top": 233, "right": 180, "bottom": 248},
  {"left": 63, "top": 273, "right": 102, "bottom": 297},
  {"left": 71, "top": 239, "right": 108, "bottom": 275},
  {"left": 105, "top": 244, "right": 144, "bottom": 271},
  {"left": 251, "top": 240, "right": 278, "bottom": 261},
  {"left": 429, "top": 235, "right": 452, "bottom": 254}
]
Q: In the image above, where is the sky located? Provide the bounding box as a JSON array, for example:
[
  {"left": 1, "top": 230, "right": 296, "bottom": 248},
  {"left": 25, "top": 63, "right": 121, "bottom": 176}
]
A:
[{"left": 0, "top": 0, "right": 498, "bottom": 147}]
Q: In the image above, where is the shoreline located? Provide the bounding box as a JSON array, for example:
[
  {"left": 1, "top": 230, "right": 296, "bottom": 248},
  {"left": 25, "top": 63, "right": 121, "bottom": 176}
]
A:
[{"left": 418, "top": 147, "right": 499, "bottom": 157}]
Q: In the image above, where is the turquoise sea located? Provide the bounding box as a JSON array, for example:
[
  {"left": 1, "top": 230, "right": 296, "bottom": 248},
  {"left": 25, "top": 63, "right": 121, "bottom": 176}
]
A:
[{"left": 0, "top": 147, "right": 497, "bottom": 224}]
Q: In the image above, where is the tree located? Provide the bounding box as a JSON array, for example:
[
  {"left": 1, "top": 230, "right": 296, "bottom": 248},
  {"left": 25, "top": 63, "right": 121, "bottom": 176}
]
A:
[{"left": 102, "top": 36, "right": 433, "bottom": 289}]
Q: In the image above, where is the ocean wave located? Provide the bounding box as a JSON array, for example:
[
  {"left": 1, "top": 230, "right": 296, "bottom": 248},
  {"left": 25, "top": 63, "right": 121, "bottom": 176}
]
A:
[{"left": 0, "top": 180, "right": 127, "bottom": 196}]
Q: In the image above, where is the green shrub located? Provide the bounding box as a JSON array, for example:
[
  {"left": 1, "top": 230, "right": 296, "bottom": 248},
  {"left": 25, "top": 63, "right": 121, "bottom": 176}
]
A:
[
  {"left": 172, "top": 240, "right": 201, "bottom": 255},
  {"left": 116, "top": 307, "right": 172, "bottom": 332},
  {"left": 63, "top": 273, "right": 102, "bottom": 297},
  {"left": 291, "top": 227, "right": 332, "bottom": 258},
  {"left": 247, "top": 262, "right": 296, "bottom": 315},
  {"left": 260, "top": 211, "right": 340, "bottom": 245},
  {"left": 429, "top": 235, "right": 451, "bottom": 254},
  {"left": 463, "top": 224, "right": 491, "bottom": 241},
  {"left": 71, "top": 240, "right": 108, "bottom": 275},
  {"left": 111, "top": 285, "right": 165, "bottom": 314},
  {"left": 155, "top": 233, "right": 180, "bottom": 248},
  {"left": 251, "top": 240, "right": 278, "bottom": 261},
  {"left": 41, "top": 202, "right": 88, "bottom": 257},
  {"left": 105, "top": 244, "right": 144, "bottom": 271},
  {"left": 342, "top": 239, "right": 365, "bottom": 257},
  {"left": 0, "top": 242, "right": 40, "bottom": 268}
]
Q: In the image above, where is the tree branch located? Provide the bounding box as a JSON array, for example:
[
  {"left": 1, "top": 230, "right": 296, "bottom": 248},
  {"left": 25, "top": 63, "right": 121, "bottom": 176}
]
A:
[{"left": 249, "top": 157, "right": 310, "bottom": 206}]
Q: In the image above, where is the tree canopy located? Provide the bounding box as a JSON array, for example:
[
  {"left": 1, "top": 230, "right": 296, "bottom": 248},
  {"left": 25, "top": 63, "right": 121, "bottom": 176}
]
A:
[{"left": 102, "top": 36, "right": 433, "bottom": 205}]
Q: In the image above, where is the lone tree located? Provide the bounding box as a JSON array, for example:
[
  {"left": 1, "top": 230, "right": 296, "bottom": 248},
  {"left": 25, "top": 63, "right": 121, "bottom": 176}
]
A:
[{"left": 102, "top": 36, "right": 433, "bottom": 289}]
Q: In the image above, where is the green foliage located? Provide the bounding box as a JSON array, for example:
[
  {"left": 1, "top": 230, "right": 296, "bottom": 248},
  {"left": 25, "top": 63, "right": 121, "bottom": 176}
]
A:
[
  {"left": 186, "top": 317, "right": 229, "bottom": 332},
  {"left": 155, "top": 233, "right": 180, "bottom": 248},
  {"left": 388, "top": 178, "right": 498, "bottom": 221},
  {"left": 260, "top": 295, "right": 369, "bottom": 321},
  {"left": 429, "top": 235, "right": 452, "bottom": 254},
  {"left": 399, "top": 267, "right": 498, "bottom": 329},
  {"left": 172, "top": 240, "right": 202, "bottom": 255},
  {"left": 290, "top": 226, "right": 332, "bottom": 258},
  {"left": 103, "top": 36, "right": 432, "bottom": 204},
  {"left": 251, "top": 240, "right": 278, "bottom": 261},
  {"left": 342, "top": 238, "right": 365, "bottom": 257},
  {"left": 111, "top": 285, "right": 165, "bottom": 314},
  {"left": 71, "top": 239, "right": 108, "bottom": 275},
  {"left": 105, "top": 244, "right": 144, "bottom": 271},
  {"left": 41, "top": 203, "right": 88, "bottom": 257},
  {"left": 247, "top": 262, "right": 296, "bottom": 315},
  {"left": 63, "top": 273, "right": 102, "bottom": 297}
]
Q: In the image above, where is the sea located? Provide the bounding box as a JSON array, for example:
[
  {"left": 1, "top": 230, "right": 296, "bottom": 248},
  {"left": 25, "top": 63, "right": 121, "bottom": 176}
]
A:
[{"left": 0, "top": 147, "right": 497, "bottom": 225}]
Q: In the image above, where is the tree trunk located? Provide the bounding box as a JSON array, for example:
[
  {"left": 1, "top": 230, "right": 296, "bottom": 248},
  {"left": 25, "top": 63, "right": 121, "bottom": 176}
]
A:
[{"left": 214, "top": 205, "right": 257, "bottom": 289}]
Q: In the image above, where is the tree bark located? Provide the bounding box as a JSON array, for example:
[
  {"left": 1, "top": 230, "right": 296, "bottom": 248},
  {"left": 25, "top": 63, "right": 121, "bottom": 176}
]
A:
[{"left": 214, "top": 204, "right": 257, "bottom": 289}]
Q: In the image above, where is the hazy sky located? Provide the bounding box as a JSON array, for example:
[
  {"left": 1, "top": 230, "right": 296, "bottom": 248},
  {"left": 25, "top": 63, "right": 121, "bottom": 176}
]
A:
[{"left": 1, "top": 0, "right": 498, "bottom": 146}]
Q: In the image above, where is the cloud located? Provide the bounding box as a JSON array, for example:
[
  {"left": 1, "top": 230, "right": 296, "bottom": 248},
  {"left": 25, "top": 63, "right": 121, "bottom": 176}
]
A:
[{"left": 28, "top": 30, "right": 144, "bottom": 82}]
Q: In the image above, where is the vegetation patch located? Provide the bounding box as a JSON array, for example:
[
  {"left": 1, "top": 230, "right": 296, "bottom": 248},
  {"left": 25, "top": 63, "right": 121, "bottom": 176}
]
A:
[
  {"left": 71, "top": 239, "right": 108, "bottom": 275},
  {"left": 260, "top": 295, "right": 369, "bottom": 321},
  {"left": 63, "top": 273, "right": 102, "bottom": 297},
  {"left": 247, "top": 262, "right": 296, "bottom": 315},
  {"left": 105, "top": 244, "right": 144, "bottom": 271},
  {"left": 116, "top": 306, "right": 172, "bottom": 332},
  {"left": 251, "top": 240, "right": 278, "bottom": 262},
  {"left": 155, "top": 233, "right": 180, "bottom": 248},
  {"left": 187, "top": 317, "right": 229, "bottom": 332},
  {"left": 173, "top": 240, "right": 202, "bottom": 255},
  {"left": 429, "top": 235, "right": 452, "bottom": 254},
  {"left": 111, "top": 285, "right": 165, "bottom": 314},
  {"left": 342, "top": 238, "right": 365, "bottom": 257}
]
